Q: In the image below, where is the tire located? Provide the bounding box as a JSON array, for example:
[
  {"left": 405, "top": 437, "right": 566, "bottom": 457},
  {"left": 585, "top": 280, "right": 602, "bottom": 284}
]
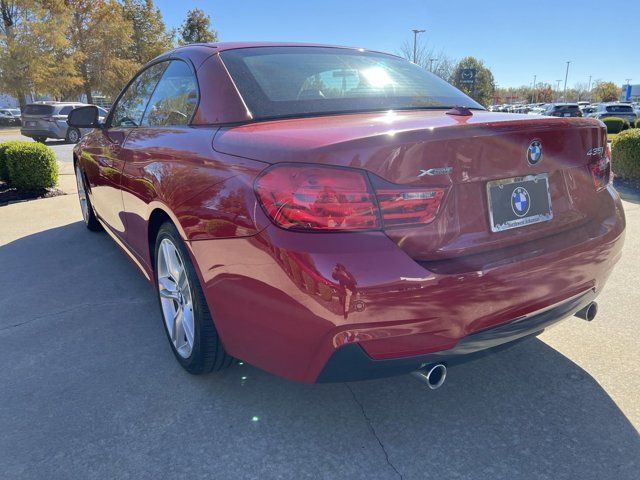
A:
[
  {"left": 66, "top": 127, "right": 80, "bottom": 144},
  {"left": 75, "top": 165, "right": 102, "bottom": 232},
  {"left": 34, "top": 136, "right": 47, "bottom": 143},
  {"left": 154, "top": 222, "right": 233, "bottom": 374}
]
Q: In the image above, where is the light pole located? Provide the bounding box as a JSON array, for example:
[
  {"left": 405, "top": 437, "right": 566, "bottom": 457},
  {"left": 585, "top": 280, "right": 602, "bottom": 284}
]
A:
[
  {"left": 429, "top": 58, "right": 436, "bottom": 72},
  {"left": 532, "top": 74, "right": 537, "bottom": 103},
  {"left": 563, "top": 61, "right": 571, "bottom": 102},
  {"left": 587, "top": 75, "right": 592, "bottom": 102},
  {"left": 412, "top": 29, "right": 425, "bottom": 64},
  {"left": 556, "top": 80, "right": 562, "bottom": 102}
]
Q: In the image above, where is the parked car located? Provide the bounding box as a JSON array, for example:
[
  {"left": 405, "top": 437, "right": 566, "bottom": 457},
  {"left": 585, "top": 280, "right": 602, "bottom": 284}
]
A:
[
  {"left": 527, "top": 106, "right": 546, "bottom": 115},
  {"left": 587, "top": 102, "right": 638, "bottom": 125},
  {"left": 542, "top": 103, "right": 583, "bottom": 117},
  {"left": 20, "top": 102, "right": 107, "bottom": 143},
  {"left": 580, "top": 105, "right": 598, "bottom": 117},
  {"left": 0, "top": 108, "right": 21, "bottom": 126},
  {"left": 70, "top": 43, "right": 624, "bottom": 385}
]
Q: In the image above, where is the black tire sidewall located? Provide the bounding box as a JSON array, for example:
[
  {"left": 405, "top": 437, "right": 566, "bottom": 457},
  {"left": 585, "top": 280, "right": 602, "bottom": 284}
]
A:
[
  {"left": 154, "top": 223, "right": 206, "bottom": 371},
  {"left": 67, "top": 128, "right": 80, "bottom": 144},
  {"left": 76, "top": 166, "right": 102, "bottom": 231}
]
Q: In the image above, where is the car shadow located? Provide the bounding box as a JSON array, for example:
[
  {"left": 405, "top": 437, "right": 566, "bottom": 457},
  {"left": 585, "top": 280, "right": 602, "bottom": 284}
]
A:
[{"left": 0, "top": 222, "right": 638, "bottom": 479}]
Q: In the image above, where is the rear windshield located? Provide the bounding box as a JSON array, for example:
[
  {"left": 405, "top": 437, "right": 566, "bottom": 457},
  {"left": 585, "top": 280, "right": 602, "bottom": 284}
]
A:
[
  {"left": 23, "top": 104, "right": 54, "bottom": 115},
  {"left": 606, "top": 105, "right": 633, "bottom": 113},
  {"left": 220, "top": 47, "right": 483, "bottom": 120},
  {"left": 551, "top": 105, "right": 579, "bottom": 112}
]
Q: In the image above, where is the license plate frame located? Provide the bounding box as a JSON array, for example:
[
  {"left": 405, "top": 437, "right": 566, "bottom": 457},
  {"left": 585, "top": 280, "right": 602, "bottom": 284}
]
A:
[{"left": 487, "top": 173, "right": 553, "bottom": 233}]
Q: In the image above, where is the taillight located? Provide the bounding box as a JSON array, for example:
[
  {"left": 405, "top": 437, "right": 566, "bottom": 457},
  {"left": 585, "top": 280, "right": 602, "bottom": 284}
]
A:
[
  {"left": 255, "top": 164, "right": 380, "bottom": 231},
  {"left": 255, "top": 164, "right": 446, "bottom": 231},
  {"left": 370, "top": 176, "right": 445, "bottom": 228},
  {"left": 589, "top": 146, "right": 611, "bottom": 191}
]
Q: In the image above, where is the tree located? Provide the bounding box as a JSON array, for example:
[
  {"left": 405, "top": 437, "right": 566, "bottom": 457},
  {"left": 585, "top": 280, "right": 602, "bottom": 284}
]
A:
[
  {"left": 65, "top": 0, "right": 138, "bottom": 103},
  {"left": 573, "top": 81, "right": 590, "bottom": 102},
  {"left": 398, "top": 38, "right": 456, "bottom": 81},
  {"left": 122, "top": 0, "right": 172, "bottom": 64},
  {"left": 536, "top": 84, "right": 554, "bottom": 103},
  {"left": 0, "top": 0, "right": 80, "bottom": 106},
  {"left": 592, "top": 81, "right": 619, "bottom": 102},
  {"left": 450, "top": 57, "right": 495, "bottom": 107},
  {"left": 178, "top": 8, "right": 216, "bottom": 45}
]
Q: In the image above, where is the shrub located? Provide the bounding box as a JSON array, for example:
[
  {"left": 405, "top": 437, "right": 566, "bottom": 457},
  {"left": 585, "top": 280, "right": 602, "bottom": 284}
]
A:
[
  {"left": 5, "top": 141, "right": 58, "bottom": 189},
  {"left": 603, "top": 117, "right": 625, "bottom": 134},
  {"left": 611, "top": 129, "right": 640, "bottom": 179},
  {"left": 0, "top": 140, "right": 22, "bottom": 181},
  {"left": 622, "top": 120, "right": 630, "bottom": 131}
]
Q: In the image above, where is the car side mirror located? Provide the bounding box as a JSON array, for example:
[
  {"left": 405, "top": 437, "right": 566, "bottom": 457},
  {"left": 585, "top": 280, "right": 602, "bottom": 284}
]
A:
[{"left": 67, "top": 106, "right": 102, "bottom": 128}]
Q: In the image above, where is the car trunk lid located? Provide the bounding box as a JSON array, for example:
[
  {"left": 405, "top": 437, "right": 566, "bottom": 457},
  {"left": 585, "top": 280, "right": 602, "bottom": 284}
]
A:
[{"left": 214, "top": 110, "right": 607, "bottom": 261}]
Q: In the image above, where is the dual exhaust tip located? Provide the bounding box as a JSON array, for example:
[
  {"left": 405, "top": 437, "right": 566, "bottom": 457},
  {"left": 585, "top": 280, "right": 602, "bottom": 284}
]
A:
[{"left": 411, "top": 302, "right": 599, "bottom": 389}]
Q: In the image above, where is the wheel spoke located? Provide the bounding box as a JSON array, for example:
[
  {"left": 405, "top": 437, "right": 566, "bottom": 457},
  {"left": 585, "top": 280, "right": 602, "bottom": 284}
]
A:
[
  {"left": 158, "top": 277, "right": 179, "bottom": 300},
  {"left": 173, "top": 308, "right": 185, "bottom": 345},
  {"left": 182, "top": 304, "right": 194, "bottom": 348}
]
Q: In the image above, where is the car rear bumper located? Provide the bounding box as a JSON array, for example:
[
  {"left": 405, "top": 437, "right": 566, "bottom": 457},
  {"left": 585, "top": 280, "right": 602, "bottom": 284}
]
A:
[
  {"left": 316, "top": 289, "right": 594, "bottom": 382},
  {"left": 20, "top": 127, "right": 65, "bottom": 139},
  {"left": 188, "top": 185, "right": 625, "bottom": 383}
]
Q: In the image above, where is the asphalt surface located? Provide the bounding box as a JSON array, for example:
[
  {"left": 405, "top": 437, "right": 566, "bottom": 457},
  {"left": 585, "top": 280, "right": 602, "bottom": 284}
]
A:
[{"left": 0, "top": 128, "right": 639, "bottom": 479}]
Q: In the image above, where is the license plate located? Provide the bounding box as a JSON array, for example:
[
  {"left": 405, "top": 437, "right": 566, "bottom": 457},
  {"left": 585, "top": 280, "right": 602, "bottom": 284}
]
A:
[
  {"left": 487, "top": 174, "right": 553, "bottom": 232},
  {"left": 26, "top": 121, "right": 36, "bottom": 126},
  {"left": 563, "top": 113, "right": 571, "bottom": 117}
]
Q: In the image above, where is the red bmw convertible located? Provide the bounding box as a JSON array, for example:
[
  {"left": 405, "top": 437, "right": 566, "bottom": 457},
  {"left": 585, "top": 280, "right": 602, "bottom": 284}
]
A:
[{"left": 70, "top": 43, "right": 625, "bottom": 385}]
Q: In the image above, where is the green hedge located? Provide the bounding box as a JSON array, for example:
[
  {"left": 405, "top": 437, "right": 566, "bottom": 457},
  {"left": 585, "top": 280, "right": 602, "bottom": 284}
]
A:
[
  {"left": 0, "top": 140, "right": 21, "bottom": 181},
  {"left": 611, "top": 129, "right": 640, "bottom": 179},
  {"left": 3, "top": 141, "right": 58, "bottom": 189},
  {"left": 603, "top": 117, "right": 626, "bottom": 134}
]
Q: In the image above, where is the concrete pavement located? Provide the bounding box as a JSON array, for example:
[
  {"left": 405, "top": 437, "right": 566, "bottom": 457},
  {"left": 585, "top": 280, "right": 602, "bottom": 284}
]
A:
[{"left": 0, "top": 149, "right": 639, "bottom": 478}]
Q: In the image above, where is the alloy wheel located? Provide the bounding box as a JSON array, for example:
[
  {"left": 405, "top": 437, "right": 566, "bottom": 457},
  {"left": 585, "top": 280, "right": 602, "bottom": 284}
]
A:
[
  {"left": 157, "top": 238, "right": 195, "bottom": 358},
  {"left": 68, "top": 128, "right": 80, "bottom": 143}
]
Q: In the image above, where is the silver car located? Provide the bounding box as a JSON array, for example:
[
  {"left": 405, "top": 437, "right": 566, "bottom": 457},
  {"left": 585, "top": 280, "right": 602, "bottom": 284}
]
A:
[
  {"left": 588, "top": 102, "right": 637, "bottom": 125},
  {"left": 20, "top": 102, "right": 107, "bottom": 143}
]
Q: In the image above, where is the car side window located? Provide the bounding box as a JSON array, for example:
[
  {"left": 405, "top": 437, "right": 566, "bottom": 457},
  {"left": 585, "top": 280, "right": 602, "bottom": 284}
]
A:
[
  {"left": 111, "top": 62, "right": 168, "bottom": 128},
  {"left": 141, "top": 60, "right": 198, "bottom": 127}
]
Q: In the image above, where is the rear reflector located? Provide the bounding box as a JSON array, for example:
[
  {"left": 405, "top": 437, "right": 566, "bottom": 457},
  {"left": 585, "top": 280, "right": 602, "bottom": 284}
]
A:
[{"left": 255, "top": 164, "right": 446, "bottom": 231}]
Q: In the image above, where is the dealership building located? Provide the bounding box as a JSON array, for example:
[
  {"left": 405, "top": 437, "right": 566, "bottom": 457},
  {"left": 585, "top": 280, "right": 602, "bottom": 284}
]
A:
[{"left": 621, "top": 84, "right": 640, "bottom": 102}]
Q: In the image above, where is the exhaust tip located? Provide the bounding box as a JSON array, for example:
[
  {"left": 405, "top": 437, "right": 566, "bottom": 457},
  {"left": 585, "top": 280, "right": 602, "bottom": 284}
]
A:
[
  {"left": 412, "top": 363, "right": 447, "bottom": 390},
  {"left": 575, "top": 302, "right": 598, "bottom": 322}
]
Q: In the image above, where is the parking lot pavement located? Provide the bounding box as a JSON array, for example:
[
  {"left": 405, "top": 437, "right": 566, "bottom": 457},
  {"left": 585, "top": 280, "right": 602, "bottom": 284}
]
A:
[{"left": 1, "top": 192, "right": 639, "bottom": 479}]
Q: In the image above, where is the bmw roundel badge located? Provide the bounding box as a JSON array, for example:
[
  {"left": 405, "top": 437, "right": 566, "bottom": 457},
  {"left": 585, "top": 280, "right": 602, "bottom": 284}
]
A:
[
  {"left": 526, "top": 140, "right": 542, "bottom": 165},
  {"left": 511, "top": 186, "right": 531, "bottom": 217}
]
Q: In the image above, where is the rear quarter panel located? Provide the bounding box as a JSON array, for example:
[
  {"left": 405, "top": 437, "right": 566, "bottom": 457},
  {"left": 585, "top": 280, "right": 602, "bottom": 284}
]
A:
[{"left": 119, "top": 127, "right": 268, "bottom": 270}]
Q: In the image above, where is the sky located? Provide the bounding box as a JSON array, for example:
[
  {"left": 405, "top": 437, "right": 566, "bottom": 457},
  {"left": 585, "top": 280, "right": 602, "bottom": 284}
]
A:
[{"left": 154, "top": 0, "right": 639, "bottom": 89}]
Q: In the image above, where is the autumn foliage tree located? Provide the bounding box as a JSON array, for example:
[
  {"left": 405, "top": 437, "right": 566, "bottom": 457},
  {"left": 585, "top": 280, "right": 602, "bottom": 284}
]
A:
[
  {"left": 592, "top": 81, "right": 620, "bottom": 102},
  {"left": 0, "top": 0, "right": 188, "bottom": 105},
  {"left": 0, "top": 0, "right": 80, "bottom": 106}
]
